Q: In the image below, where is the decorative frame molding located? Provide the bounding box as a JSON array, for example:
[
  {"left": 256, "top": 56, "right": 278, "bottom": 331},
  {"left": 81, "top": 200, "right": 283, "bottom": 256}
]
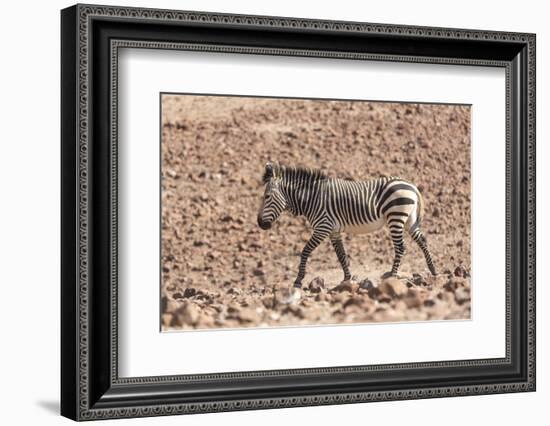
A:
[{"left": 61, "top": 4, "right": 535, "bottom": 421}]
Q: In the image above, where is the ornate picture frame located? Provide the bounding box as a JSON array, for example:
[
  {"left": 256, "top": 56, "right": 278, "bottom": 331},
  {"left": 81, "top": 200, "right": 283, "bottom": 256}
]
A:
[{"left": 61, "top": 4, "right": 535, "bottom": 421}]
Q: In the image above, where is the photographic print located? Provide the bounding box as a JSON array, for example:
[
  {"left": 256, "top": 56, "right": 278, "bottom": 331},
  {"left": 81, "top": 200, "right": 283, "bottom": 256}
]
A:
[{"left": 160, "top": 94, "right": 472, "bottom": 331}]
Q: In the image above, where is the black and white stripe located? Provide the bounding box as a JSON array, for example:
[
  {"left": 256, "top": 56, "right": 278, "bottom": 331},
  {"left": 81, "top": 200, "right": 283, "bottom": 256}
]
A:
[{"left": 257, "top": 163, "right": 437, "bottom": 288}]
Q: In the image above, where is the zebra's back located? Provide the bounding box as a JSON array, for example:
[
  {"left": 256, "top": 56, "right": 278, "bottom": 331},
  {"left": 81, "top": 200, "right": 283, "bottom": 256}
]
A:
[{"left": 324, "top": 176, "right": 420, "bottom": 234}]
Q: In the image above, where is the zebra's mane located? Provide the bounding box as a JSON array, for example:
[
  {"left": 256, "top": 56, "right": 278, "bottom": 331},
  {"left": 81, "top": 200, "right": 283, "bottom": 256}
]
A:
[{"left": 263, "top": 163, "right": 328, "bottom": 184}]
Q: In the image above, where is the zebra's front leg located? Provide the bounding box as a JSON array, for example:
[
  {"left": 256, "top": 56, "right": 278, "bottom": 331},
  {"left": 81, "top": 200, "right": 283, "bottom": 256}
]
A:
[
  {"left": 293, "top": 229, "right": 330, "bottom": 288},
  {"left": 330, "top": 234, "right": 351, "bottom": 281}
]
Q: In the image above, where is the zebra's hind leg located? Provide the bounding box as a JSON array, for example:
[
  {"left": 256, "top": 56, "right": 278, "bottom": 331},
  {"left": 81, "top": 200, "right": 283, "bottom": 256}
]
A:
[
  {"left": 410, "top": 227, "right": 437, "bottom": 275},
  {"left": 389, "top": 225, "right": 406, "bottom": 276},
  {"left": 330, "top": 233, "right": 351, "bottom": 282},
  {"left": 293, "top": 228, "right": 330, "bottom": 288}
]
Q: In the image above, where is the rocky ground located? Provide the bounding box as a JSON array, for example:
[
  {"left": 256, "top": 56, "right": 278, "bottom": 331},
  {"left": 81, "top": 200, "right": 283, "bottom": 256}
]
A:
[{"left": 160, "top": 95, "right": 471, "bottom": 331}]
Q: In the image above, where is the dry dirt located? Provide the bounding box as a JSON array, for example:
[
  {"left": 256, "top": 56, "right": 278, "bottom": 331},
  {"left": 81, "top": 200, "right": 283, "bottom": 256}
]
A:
[{"left": 160, "top": 95, "right": 471, "bottom": 331}]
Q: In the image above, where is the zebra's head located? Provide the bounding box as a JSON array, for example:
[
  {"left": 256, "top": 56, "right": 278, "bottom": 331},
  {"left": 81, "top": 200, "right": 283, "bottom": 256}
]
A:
[{"left": 257, "top": 162, "right": 287, "bottom": 230}]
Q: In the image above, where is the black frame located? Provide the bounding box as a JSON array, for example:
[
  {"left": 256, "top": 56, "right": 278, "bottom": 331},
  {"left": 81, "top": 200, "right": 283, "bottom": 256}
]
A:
[{"left": 61, "top": 4, "right": 536, "bottom": 421}]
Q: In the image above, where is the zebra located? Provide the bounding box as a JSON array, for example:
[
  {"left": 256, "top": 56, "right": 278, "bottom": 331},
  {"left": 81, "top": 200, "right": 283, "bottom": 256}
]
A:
[{"left": 257, "top": 163, "right": 437, "bottom": 288}]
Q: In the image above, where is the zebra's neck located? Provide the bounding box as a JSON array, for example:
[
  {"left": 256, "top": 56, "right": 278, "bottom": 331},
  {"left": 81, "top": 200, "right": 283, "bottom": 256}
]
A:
[{"left": 282, "top": 175, "right": 324, "bottom": 221}]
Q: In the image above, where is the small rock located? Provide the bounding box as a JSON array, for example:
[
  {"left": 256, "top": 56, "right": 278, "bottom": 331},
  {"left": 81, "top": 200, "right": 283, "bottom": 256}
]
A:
[
  {"left": 206, "top": 251, "right": 220, "bottom": 260},
  {"left": 378, "top": 295, "right": 393, "bottom": 304},
  {"left": 404, "top": 287, "right": 428, "bottom": 308},
  {"left": 394, "top": 300, "right": 408, "bottom": 311},
  {"left": 227, "top": 302, "right": 241, "bottom": 313},
  {"left": 183, "top": 287, "right": 197, "bottom": 298},
  {"left": 373, "top": 309, "right": 406, "bottom": 323},
  {"left": 161, "top": 296, "right": 179, "bottom": 313},
  {"left": 285, "top": 305, "right": 305, "bottom": 318},
  {"left": 331, "top": 292, "right": 349, "bottom": 304},
  {"left": 426, "top": 300, "right": 451, "bottom": 319},
  {"left": 358, "top": 278, "right": 375, "bottom": 290},
  {"left": 261, "top": 295, "right": 275, "bottom": 309},
  {"left": 330, "top": 280, "right": 359, "bottom": 293},
  {"left": 379, "top": 278, "right": 408, "bottom": 298},
  {"left": 455, "top": 287, "right": 471, "bottom": 305},
  {"left": 308, "top": 277, "right": 325, "bottom": 293},
  {"left": 274, "top": 287, "right": 302, "bottom": 305},
  {"left": 166, "top": 168, "right": 178, "bottom": 178},
  {"left": 210, "top": 303, "right": 225, "bottom": 313},
  {"left": 175, "top": 302, "right": 201, "bottom": 325},
  {"left": 196, "top": 314, "right": 215, "bottom": 328},
  {"left": 269, "top": 312, "right": 281, "bottom": 321},
  {"left": 315, "top": 292, "right": 328, "bottom": 302},
  {"left": 300, "top": 298, "right": 313, "bottom": 308},
  {"left": 227, "top": 287, "right": 241, "bottom": 295},
  {"left": 444, "top": 277, "right": 468, "bottom": 292},
  {"left": 161, "top": 313, "right": 173, "bottom": 327},
  {"left": 426, "top": 274, "right": 450, "bottom": 288},
  {"left": 252, "top": 268, "right": 265, "bottom": 277},
  {"left": 367, "top": 285, "right": 384, "bottom": 300},
  {"left": 437, "top": 291, "right": 455, "bottom": 304},
  {"left": 454, "top": 265, "right": 470, "bottom": 278},
  {"left": 343, "top": 295, "right": 366, "bottom": 309},
  {"left": 240, "top": 296, "right": 255, "bottom": 307},
  {"left": 410, "top": 273, "right": 426, "bottom": 286},
  {"left": 237, "top": 308, "right": 258, "bottom": 323}
]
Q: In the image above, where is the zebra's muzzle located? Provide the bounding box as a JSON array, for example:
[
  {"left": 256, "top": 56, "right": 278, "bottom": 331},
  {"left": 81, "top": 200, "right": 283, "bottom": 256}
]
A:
[{"left": 257, "top": 217, "right": 272, "bottom": 230}]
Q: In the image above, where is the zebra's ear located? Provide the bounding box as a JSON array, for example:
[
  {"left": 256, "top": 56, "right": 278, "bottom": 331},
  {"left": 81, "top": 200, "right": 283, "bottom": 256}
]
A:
[{"left": 262, "top": 162, "right": 274, "bottom": 184}]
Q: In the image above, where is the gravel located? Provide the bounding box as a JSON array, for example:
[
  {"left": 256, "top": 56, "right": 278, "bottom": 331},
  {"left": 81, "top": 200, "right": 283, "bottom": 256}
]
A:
[{"left": 161, "top": 95, "right": 471, "bottom": 330}]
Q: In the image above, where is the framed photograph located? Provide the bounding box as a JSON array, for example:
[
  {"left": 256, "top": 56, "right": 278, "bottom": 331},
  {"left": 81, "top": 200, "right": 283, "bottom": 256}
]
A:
[{"left": 61, "top": 4, "right": 536, "bottom": 421}]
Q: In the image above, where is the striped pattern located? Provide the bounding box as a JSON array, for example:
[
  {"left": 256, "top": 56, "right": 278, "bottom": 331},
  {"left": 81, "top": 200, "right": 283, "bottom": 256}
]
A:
[{"left": 258, "top": 163, "right": 437, "bottom": 288}]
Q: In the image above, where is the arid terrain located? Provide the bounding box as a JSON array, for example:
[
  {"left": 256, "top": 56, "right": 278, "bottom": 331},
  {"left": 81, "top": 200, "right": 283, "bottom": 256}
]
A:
[{"left": 160, "top": 94, "right": 471, "bottom": 331}]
